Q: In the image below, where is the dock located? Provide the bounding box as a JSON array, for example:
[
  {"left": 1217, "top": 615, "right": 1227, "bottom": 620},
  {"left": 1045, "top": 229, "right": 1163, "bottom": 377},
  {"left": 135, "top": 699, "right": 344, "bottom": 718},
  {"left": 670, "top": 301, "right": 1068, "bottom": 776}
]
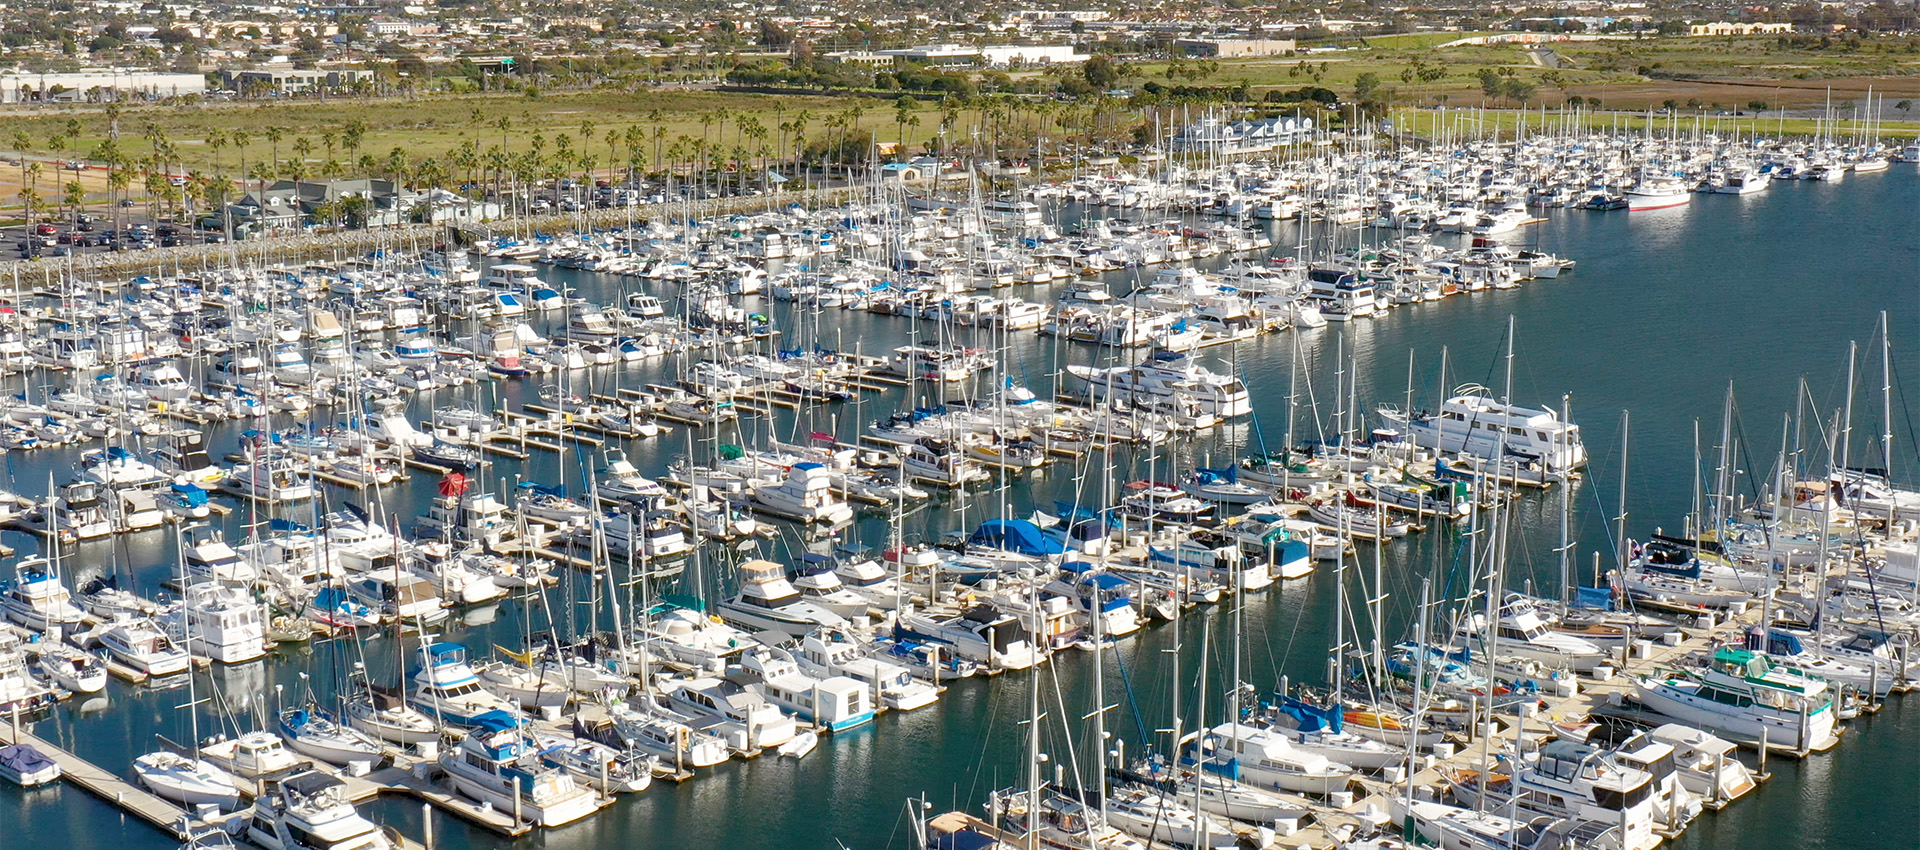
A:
[
  {"left": 0, "top": 719, "right": 571, "bottom": 841},
  {"left": 0, "top": 723, "right": 203, "bottom": 839}
]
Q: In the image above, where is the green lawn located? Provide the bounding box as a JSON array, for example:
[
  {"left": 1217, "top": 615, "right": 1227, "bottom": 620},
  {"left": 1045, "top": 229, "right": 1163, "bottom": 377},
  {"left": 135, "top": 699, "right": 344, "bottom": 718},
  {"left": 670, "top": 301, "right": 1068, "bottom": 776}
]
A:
[{"left": 0, "top": 88, "right": 960, "bottom": 183}]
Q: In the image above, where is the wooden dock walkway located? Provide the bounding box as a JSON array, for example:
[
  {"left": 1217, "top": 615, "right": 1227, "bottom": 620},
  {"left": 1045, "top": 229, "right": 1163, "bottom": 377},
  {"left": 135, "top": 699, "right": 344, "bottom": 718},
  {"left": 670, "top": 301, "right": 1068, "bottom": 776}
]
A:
[{"left": 0, "top": 724, "right": 200, "bottom": 839}]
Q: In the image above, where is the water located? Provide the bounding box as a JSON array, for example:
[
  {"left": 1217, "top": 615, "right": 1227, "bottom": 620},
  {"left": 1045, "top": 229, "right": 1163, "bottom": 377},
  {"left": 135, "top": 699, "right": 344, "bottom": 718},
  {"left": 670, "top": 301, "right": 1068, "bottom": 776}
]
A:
[{"left": 5, "top": 170, "right": 1920, "bottom": 850}]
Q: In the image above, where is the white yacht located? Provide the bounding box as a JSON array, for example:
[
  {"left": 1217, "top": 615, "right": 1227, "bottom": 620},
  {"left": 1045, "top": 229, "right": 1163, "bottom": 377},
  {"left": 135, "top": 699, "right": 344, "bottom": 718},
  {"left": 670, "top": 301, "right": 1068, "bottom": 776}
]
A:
[
  {"left": 440, "top": 714, "right": 600, "bottom": 827},
  {"left": 97, "top": 616, "right": 191, "bottom": 676},
  {"left": 1444, "top": 740, "right": 1660, "bottom": 850},
  {"left": 735, "top": 645, "right": 875, "bottom": 732},
  {"left": 29, "top": 641, "right": 105, "bottom": 693},
  {"left": 1067, "top": 351, "right": 1251, "bottom": 418},
  {"left": 246, "top": 771, "right": 394, "bottom": 850},
  {"left": 222, "top": 459, "right": 318, "bottom": 502},
  {"left": 795, "top": 628, "right": 938, "bottom": 711},
  {"left": 1104, "top": 784, "right": 1238, "bottom": 849},
  {"left": 345, "top": 572, "right": 449, "bottom": 625},
  {"left": 1626, "top": 172, "right": 1694, "bottom": 211},
  {"left": 1632, "top": 647, "right": 1838, "bottom": 753},
  {"left": 344, "top": 687, "right": 441, "bottom": 745},
  {"left": 637, "top": 605, "right": 757, "bottom": 674},
  {"left": 0, "top": 558, "right": 88, "bottom": 633},
  {"left": 165, "top": 582, "right": 267, "bottom": 664},
  {"left": 183, "top": 523, "right": 257, "bottom": 583},
  {"left": 662, "top": 676, "right": 800, "bottom": 753},
  {"left": 715, "top": 559, "right": 852, "bottom": 638},
  {"left": 134, "top": 750, "right": 243, "bottom": 810},
  {"left": 608, "top": 704, "right": 733, "bottom": 768},
  {"left": 1377, "top": 390, "right": 1587, "bottom": 472},
  {"left": 277, "top": 707, "right": 384, "bottom": 767},
  {"left": 1453, "top": 598, "right": 1605, "bottom": 673},
  {"left": 407, "top": 642, "right": 520, "bottom": 728},
  {"left": 748, "top": 462, "right": 854, "bottom": 524},
  {"left": 595, "top": 509, "right": 692, "bottom": 560},
  {"left": 1187, "top": 722, "right": 1357, "bottom": 795},
  {"left": 895, "top": 606, "right": 1042, "bottom": 671},
  {"left": 534, "top": 734, "right": 653, "bottom": 793},
  {"left": 134, "top": 363, "right": 194, "bottom": 401}
]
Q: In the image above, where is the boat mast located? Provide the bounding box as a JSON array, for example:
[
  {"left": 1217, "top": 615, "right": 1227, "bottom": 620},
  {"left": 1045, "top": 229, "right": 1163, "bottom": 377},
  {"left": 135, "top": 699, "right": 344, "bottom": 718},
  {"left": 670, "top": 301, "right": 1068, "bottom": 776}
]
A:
[
  {"left": 1557, "top": 395, "right": 1573, "bottom": 610},
  {"left": 1615, "top": 410, "right": 1631, "bottom": 577}
]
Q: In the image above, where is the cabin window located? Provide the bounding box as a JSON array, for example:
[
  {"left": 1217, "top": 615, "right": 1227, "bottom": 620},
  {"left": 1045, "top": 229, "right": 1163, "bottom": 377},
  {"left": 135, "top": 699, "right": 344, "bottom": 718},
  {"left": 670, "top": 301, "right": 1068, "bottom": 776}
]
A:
[{"left": 1594, "top": 781, "right": 1651, "bottom": 811}]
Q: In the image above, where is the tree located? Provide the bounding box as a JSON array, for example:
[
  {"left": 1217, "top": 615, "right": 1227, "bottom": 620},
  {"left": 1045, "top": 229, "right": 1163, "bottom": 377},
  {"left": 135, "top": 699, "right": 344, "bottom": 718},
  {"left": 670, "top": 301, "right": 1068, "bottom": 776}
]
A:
[
  {"left": 893, "top": 96, "right": 918, "bottom": 148},
  {"left": 1352, "top": 72, "right": 1382, "bottom": 102},
  {"left": 1501, "top": 79, "right": 1536, "bottom": 105},
  {"left": 1897, "top": 99, "right": 1913, "bottom": 114},
  {"left": 264, "top": 127, "right": 285, "bottom": 178},
  {"left": 63, "top": 180, "right": 85, "bottom": 223},
  {"left": 1083, "top": 54, "right": 1120, "bottom": 90},
  {"left": 758, "top": 18, "right": 792, "bottom": 50},
  {"left": 1479, "top": 68, "right": 1503, "bottom": 100}
]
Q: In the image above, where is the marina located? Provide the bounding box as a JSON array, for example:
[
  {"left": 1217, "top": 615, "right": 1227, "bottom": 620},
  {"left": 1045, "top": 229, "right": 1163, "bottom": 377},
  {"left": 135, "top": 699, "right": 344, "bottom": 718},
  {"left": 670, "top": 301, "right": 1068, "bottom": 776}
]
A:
[{"left": 0, "top": 129, "right": 1916, "bottom": 850}]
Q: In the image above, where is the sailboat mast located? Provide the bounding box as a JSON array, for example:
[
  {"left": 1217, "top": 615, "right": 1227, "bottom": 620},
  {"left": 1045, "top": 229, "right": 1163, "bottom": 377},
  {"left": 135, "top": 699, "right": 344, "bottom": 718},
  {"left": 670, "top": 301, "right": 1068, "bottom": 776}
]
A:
[
  {"left": 1615, "top": 411, "right": 1631, "bottom": 575},
  {"left": 1557, "top": 395, "right": 1573, "bottom": 608}
]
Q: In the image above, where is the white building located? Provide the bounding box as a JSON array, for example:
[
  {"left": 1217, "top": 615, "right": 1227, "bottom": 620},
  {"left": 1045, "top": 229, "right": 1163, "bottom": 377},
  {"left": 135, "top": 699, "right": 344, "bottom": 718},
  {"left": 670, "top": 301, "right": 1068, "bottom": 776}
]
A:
[
  {"left": 0, "top": 70, "right": 206, "bottom": 103},
  {"left": 876, "top": 43, "right": 1086, "bottom": 68}
]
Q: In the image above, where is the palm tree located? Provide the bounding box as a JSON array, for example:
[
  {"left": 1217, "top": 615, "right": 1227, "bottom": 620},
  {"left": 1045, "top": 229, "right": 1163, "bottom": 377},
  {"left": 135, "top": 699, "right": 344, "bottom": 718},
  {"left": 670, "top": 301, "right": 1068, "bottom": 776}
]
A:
[
  {"left": 247, "top": 161, "right": 275, "bottom": 232},
  {"left": 385, "top": 147, "right": 411, "bottom": 187},
  {"left": 623, "top": 125, "right": 646, "bottom": 182},
  {"left": 63, "top": 180, "right": 85, "bottom": 226},
  {"left": 291, "top": 136, "right": 315, "bottom": 183},
  {"left": 603, "top": 128, "right": 618, "bottom": 184},
  {"left": 894, "top": 96, "right": 917, "bottom": 152},
  {"left": 207, "top": 129, "right": 228, "bottom": 183},
  {"left": 230, "top": 131, "right": 251, "bottom": 193},
  {"left": 183, "top": 170, "right": 205, "bottom": 220},
  {"left": 17, "top": 187, "right": 41, "bottom": 237},
  {"left": 22, "top": 159, "right": 45, "bottom": 231},
  {"left": 264, "top": 128, "right": 285, "bottom": 181},
  {"left": 105, "top": 155, "right": 131, "bottom": 234},
  {"left": 10, "top": 131, "right": 31, "bottom": 207},
  {"left": 483, "top": 146, "right": 507, "bottom": 205},
  {"left": 341, "top": 122, "right": 365, "bottom": 160}
]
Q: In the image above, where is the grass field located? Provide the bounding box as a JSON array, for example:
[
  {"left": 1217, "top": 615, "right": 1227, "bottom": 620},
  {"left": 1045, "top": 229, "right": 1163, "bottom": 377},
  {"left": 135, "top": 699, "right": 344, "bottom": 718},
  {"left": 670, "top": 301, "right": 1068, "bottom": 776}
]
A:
[
  {"left": 0, "top": 87, "right": 953, "bottom": 184},
  {"left": 1136, "top": 35, "right": 1920, "bottom": 112}
]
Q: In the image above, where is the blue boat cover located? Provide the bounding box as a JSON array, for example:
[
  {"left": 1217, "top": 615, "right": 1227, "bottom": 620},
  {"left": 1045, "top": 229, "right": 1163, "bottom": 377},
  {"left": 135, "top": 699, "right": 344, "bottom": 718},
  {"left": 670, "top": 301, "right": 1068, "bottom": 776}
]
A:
[{"left": 968, "top": 519, "right": 1064, "bottom": 557}]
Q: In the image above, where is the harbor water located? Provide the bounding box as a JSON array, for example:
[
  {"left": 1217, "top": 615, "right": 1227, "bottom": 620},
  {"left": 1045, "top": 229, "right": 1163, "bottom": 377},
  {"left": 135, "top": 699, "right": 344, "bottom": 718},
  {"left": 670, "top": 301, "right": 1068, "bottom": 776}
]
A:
[{"left": 4, "top": 168, "right": 1919, "bottom": 850}]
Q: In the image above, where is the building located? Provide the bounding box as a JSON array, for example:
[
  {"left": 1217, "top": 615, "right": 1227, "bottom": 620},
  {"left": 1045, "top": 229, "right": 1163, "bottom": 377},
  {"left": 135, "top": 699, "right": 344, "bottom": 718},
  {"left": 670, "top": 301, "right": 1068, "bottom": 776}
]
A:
[
  {"left": 0, "top": 70, "right": 205, "bottom": 103},
  {"left": 220, "top": 66, "right": 378, "bottom": 94},
  {"left": 1687, "top": 22, "right": 1792, "bottom": 36},
  {"left": 823, "top": 51, "right": 895, "bottom": 68},
  {"left": 879, "top": 162, "right": 925, "bottom": 182},
  {"left": 875, "top": 43, "right": 1086, "bottom": 68},
  {"left": 1174, "top": 38, "right": 1296, "bottom": 58}
]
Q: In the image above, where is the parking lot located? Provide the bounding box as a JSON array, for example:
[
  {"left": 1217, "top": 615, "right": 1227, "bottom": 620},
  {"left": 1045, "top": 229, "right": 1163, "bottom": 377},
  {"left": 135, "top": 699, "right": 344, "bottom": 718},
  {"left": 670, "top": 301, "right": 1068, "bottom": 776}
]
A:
[{"left": 6, "top": 212, "right": 228, "bottom": 260}]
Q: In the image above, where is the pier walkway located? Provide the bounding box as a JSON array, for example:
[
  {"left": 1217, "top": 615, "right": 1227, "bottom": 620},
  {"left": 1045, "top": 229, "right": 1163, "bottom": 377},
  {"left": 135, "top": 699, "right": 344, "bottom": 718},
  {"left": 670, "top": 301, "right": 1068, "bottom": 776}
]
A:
[{"left": 0, "top": 723, "right": 201, "bottom": 839}]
